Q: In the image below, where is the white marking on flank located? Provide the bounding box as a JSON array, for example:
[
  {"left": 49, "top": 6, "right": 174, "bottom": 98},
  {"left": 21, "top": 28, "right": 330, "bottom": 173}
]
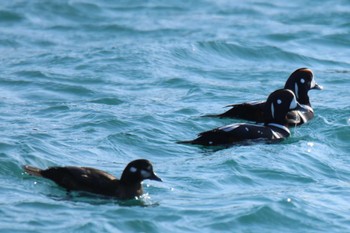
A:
[
  {"left": 245, "top": 127, "right": 249, "bottom": 132},
  {"left": 271, "top": 104, "right": 275, "bottom": 119},
  {"left": 271, "top": 130, "right": 281, "bottom": 139},
  {"left": 268, "top": 123, "right": 291, "bottom": 135},
  {"left": 297, "top": 109, "right": 308, "bottom": 123},
  {"left": 219, "top": 123, "right": 242, "bottom": 132}
]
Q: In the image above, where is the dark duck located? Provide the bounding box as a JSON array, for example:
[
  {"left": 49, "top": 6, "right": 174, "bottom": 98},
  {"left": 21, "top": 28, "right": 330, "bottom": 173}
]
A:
[
  {"left": 180, "top": 89, "right": 307, "bottom": 146},
  {"left": 206, "top": 68, "right": 323, "bottom": 125},
  {"left": 23, "top": 159, "right": 162, "bottom": 200}
]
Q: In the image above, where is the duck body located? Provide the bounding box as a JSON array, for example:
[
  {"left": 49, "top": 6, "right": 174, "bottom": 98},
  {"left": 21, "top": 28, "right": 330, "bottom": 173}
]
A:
[
  {"left": 218, "top": 102, "right": 314, "bottom": 126},
  {"left": 184, "top": 122, "right": 290, "bottom": 146},
  {"left": 23, "top": 159, "right": 162, "bottom": 200}
]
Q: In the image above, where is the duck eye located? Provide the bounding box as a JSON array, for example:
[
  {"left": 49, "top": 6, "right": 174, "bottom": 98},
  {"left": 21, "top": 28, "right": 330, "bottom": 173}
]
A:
[
  {"left": 277, "top": 99, "right": 282, "bottom": 105},
  {"left": 300, "top": 78, "right": 305, "bottom": 84}
]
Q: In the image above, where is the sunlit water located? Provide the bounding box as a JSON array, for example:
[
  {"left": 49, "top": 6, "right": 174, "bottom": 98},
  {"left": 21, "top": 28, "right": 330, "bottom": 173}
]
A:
[{"left": 0, "top": 0, "right": 349, "bottom": 232}]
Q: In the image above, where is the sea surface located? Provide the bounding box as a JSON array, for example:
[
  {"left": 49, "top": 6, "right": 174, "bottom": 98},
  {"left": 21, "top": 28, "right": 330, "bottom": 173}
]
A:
[{"left": 0, "top": 0, "right": 349, "bottom": 232}]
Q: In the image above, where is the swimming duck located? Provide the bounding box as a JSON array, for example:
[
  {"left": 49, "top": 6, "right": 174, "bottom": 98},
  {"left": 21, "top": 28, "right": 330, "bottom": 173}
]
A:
[
  {"left": 23, "top": 159, "right": 162, "bottom": 200},
  {"left": 180, "top": 89, "right": 307, "bottom": 146},
  {"left": 207, "top": 68, "right": 323, "bottom": 125}
]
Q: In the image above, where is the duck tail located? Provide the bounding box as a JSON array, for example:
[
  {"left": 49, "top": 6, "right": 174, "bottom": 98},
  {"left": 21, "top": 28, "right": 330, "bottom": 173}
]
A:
[
  {"left": 176, "top": 140, "right": 195, "bottom": 144},
  {"left": 201, "top": 113, "right": 223, "bottom": 118},
  {"left": 23, "top": 165, "right": 43, "bottom": 177}
]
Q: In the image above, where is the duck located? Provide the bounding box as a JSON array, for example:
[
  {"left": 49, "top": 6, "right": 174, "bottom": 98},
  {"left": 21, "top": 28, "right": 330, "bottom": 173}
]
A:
[
  {"left": 180, "top": 89, "right": 307, "bottom": 146},
  {"left": 23, "top": 159, "right": 162, "bottom": 200},
  {"left": 206, "top": 68, "right": 323, "bottom": 125}
]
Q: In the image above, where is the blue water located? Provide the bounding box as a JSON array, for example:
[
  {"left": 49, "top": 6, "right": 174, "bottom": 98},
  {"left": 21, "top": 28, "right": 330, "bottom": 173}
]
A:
[{"left": 1, "top": 0, "right": 350, "bottom": 232}]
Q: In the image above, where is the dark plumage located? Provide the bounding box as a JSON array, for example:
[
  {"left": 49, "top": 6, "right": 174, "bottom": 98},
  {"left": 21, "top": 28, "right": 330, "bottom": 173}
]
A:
[
  {"left": 23, "top": 159, "right": 162, "bottom": 200},
  {"left": 180, "top": 89, "right": 307, "bottom": 146},
  {"left": 206, "top": 68, "right": 323, "bottom": 125}
]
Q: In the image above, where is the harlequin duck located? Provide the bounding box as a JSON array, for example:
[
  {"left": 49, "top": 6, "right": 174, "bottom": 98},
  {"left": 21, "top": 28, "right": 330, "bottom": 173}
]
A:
[
  {"left": 206, "top": 68, "right": 323, "bottom": 125},
  {"left": 23, "top": 159, "right": 162, "bottom": 200},
  {"left": 180, "top": 89, "right": 307, "bottom": 146}
]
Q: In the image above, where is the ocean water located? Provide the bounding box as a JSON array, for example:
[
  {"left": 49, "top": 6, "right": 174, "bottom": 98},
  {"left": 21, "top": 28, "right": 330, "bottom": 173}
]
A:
[{"left": 0, "top": 0, "right": 349, "bottom": 232}]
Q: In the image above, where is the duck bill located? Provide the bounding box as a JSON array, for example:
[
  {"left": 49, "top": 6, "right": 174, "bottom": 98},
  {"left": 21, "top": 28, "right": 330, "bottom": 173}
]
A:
[
  {"left": 150, "top": 173, "right": 162, "bottom": 182},
  {"left": 311, "top": 81, "right": 323, "bottom": 90}
]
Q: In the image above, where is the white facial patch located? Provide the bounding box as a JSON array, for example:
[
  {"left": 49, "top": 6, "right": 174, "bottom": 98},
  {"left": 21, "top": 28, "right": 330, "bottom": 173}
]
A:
[
  {"left": 300, "top": 78, "right": 305, "bottom": 84},
  {"left": 130, "top": 167, "right": 137, "bottom": 173},
  {"left": 141, "top": 169, "right": 151, "bottom": 178},
  {"left": 289, "top": 97, "right": 297, "bottom": 109},
  {"left": 277, "top": 99, "right": 282, "bottom": 104},
  {"left": 294, "top": 83, "right": 299, "bottom": 99},
  {"left": 271, "top": 103, "right": 275, "bottom": 119},
  {"left": 310, "top": 78, "right": 316, "bottom": 88}
]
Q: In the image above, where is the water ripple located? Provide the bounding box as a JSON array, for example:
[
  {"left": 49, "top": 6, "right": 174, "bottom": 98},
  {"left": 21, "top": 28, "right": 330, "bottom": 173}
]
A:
[{"left": 0, "top": 0, "right": 350, "bottom": 232}]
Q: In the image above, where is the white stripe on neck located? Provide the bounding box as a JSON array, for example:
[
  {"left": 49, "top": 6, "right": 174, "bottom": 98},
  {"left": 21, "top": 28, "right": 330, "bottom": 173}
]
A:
[{"left": 294, "top": 83, "right": 299, "bottom": 99}]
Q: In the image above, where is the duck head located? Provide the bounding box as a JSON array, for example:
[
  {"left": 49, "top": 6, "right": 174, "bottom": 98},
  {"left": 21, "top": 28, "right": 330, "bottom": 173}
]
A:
[
  {"left": 120, "top": 159, "right": 162, "bottom": 184},
  {"left": 284, "top": 68, "right": 323, "bottom": 106},
  {"left": 264, "top": 89, "right": 306, "bottom": 125}
]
